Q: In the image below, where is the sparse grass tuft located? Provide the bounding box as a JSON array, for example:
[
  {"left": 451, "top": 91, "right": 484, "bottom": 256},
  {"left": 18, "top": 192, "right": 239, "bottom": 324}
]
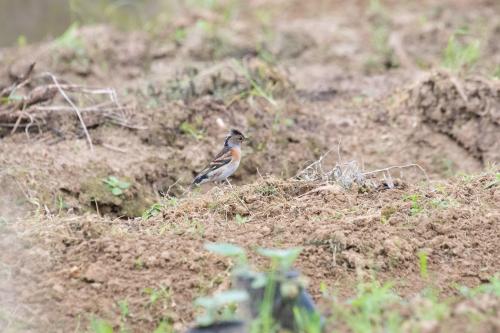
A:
[
  {"left": 418, "top": 251, "right": 429, "bottom": 279},
  {"left": 442, "top": 32, "right": 481, "bottom": 72},
  {"left": 179, "top": 119, "right": 204, "bottom": 140},
  {"left": 331, "top": 280, "right": 401, "bottom": 333},
  {"left": 256, "top": 183, "right": 278, "bottom": 196},
  {"left": 90, "top": 317, "right": 114, "bottom": 333},
  {"left": 53, "top": 22, "right": 85, "bottom": 53},
  {"left": 457, "top": 275, "right": 500, "bottom": 298}
]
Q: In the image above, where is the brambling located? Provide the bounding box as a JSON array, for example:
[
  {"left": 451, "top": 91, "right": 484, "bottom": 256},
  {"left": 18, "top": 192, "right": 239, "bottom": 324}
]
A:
[{"left": 191, "top": 129, "right": 246, "bottom": 188}]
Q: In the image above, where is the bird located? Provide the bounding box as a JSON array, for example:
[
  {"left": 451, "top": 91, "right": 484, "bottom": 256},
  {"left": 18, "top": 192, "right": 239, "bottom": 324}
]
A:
[{"left": 191, "top": 129, "right": 246, "bottom": 188}]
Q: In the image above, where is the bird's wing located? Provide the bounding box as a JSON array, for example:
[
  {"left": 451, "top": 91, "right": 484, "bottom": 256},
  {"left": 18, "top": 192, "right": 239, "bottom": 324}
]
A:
[
  {"left": 192, "top": 147, "right": 233, "bottom": 185},
  {"left": 203, "top": 146, "right": 233, "bottom": 173}
]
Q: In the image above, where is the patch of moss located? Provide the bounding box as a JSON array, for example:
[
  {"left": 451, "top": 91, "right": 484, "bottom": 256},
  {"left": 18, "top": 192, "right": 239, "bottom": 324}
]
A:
[{"left": 80, "top": 176, "right": 153, "bottom": 217}]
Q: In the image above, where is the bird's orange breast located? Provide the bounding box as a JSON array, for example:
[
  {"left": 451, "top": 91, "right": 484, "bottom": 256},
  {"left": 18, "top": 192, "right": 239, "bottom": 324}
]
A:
[{"left": 230, "top": 147, "right": 241, "bottom": 161}]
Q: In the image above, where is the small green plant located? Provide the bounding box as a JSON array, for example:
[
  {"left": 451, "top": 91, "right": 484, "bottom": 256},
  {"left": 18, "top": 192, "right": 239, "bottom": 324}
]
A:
[
  {"left": 416, "top": 288, "right": 450, "bottom": 322},
  {"left": 442, "top": 33, "right": 481, "bottom": 71},
  {"left": 17, "top": 35, "right": 27, "bottom": 47},
  {"left": 144, "top": 286, "right": 173, "bottom": 309},
  {"left": 179, "top": 121, "right": 204, "bottom": 140},
  {"left": 103, "top": 176, "right": 130, "bottom": 196},
  {"left": 134, "top": 258, "right": 144, "bottom": 270},
  {"left": 380, "top": 206, "right": 397, "bottom": 224},
  {"left": 430, "top": 198, "right": 452, "bottom": 209},
  {"left": 333, "top": 280, "right": 402, "bottom": 333},
  {"left": 153, "top": 321, "right": 174, "bottom": 333},
  {"left": 194, "top": 290, "right": 249, "bottom": 327},
  {"left": 235, "top": 213, "right": 248, "bottom": 225},
  {"left": 173, "top": 27, "right": 187, "bottom": 44},
  {"left": 403, "top": 194, "right": 422, "bottom": 215},
  {"left": 232, "top": 60, "right": 277, "bottom": 106},
  {"left": 53, "top": 22, "right": 85, "bottom": 53},
  {"left": 293, "top": 308, "right": 323, "bottom": 333},
  {"left": 143, "top": 286, "right": 175, "bottom": 332},
  {"left": 256, "top": 183, "right": 278, "bottom": 196},
  {"left": 204, "top": 242, "right": 248, "bottom": 267},
  {"left": 90, "top": 317, "right": 114, "bottom": 333},
  {"left": 457, "top": 274, "right": 500, "bottom": 298},
  {"left": 117, "top": 299, "right": 129, "bottom": 333},
  {"left": 187, "top": 218, "right": 205, "bottom": 236},
  {"left": 0, "top": 217, "right": 7, "bottom": 229},
  {"left": 365, "top": 0, "right": 396, "bottom": 70},
  {"left": 494, "top": 66, "right": 500, "bottom": 79},
  {"left": 485, "top": 173, "right": 500, "bottom": 189},
  {"left": 418, "top": 251, "right": 429, "bottom": 279},
  {"left": 142, "top": 203, "right": 163, "bottom": 220},
  {"left": 257, "top": 247, "right": 303, "bottom": 271},
  {"left": 250, "top": 247, "right": 304, "bottom": 333}
]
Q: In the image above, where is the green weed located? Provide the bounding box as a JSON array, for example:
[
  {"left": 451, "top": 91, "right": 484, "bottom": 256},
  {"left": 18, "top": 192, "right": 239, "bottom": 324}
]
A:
[
  {"left": 103, "top": 176, "right": 131, "bottom": 196},
  {"left": 232, "top": 60, "right": 277, "bottom": 106},
  {"left": 365, "top": 0, "right": 396, "bottom": 70},
  {"left": 333, "top": 280, "right": 402, "bottom": 333},
  {"left": 293, "top": 307, "right": 322, "bottom": 333},
  {"left": 484, "top": 173, "right": 500, "bottom": 189},
  {"left": 494, "top": 66, "right": 500, "bottom": 79},
  {"left": 134, "top": 258, "right": 144, "bottom": 270},
  {"left": 380, "top": 206, "right": 396, "bottom": 224},
  {"left": 187, "top": 218, "right": 205, "bottom": 237},
  {"left": 152, "top": 321, "right": 174, "bottom": 333},
  {"left": 403, "top": 194, "right": 423, "bottom": 215},
  {"left": 256, "top": 183, "right": 278, "bottom": 196},
  {"left": 416, "top": 288, "right": 450, "bottom": 322},
  {"left": 142, "top": 203, "right": 163, "bottom": 220},
  {"left": 179, "top": 120, "right": 204, "bottom": 140},
  {"left": 457, "top": 274, "right": 500, "bottom": 298},
  {"left": 442, "top": 33, "right": 481, "bottom": 71},
  {"left": 53, "top": 22, "right": 85, "bottom": 53},
  {"left": 235, "top": 213, "right": 248, "bottom": 225},
  {"left": 17, "top": 35, "right": 27, "bottom": 47},
  {"left": 117, "top": 299, "right": 129, "bottom": 333},
  {"left": 205, "top": 242, "right": 248, "bottom": 267},
  {"left": 90, "top": 317, "right": 114, "bottom": 333},
  {"left": 418, "top": 251, "right": 429, "bottom": 280}
]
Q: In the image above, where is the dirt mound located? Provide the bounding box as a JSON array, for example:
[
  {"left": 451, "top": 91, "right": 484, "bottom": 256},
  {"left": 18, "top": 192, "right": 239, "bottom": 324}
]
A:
[
  {"left": 412, "top": 72, "right": 500, "bottom": 163},
  {"left": 7, "top": 172, "right": 498, "bottom": 332}
]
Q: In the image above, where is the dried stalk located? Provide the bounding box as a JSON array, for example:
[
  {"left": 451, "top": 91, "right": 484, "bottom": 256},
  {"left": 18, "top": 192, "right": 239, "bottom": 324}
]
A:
[{"left": 45, "top": 73, "right": 94, "bottom": 152}]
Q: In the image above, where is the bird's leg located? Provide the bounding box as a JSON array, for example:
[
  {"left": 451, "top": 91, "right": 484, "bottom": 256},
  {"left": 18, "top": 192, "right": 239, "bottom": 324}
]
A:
[{"left": 225, "top": 178, "right": 233, "bottom": 189}]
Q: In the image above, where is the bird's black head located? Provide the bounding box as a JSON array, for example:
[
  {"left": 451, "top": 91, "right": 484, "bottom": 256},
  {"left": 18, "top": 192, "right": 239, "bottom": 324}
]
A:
[{"left": 224, "top": 129, "right": 246, "bottom": 147}]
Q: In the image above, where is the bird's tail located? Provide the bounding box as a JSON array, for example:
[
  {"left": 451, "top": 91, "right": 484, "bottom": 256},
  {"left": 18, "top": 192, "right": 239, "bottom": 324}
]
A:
[{"left": 190, "top": 173, "right": 208, "bottom": 189}]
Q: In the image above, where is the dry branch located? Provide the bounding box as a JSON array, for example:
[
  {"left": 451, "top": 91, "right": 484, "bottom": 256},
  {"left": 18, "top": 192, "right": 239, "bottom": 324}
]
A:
[
  {"left": 0, "top": 71, "right": 141, "bottom": 149},
  {"left": 45, "top": 73, "right": 94, "bottom": 152}
]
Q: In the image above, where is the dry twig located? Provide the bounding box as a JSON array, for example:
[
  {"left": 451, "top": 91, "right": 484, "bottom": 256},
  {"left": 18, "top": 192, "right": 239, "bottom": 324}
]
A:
[{"left": 44, "top": 72, "right": 94, "bottom": 151}]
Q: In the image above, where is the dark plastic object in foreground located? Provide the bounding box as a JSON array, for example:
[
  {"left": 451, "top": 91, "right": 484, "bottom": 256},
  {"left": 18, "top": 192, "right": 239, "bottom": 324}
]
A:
[{"left": 235, "top": 270, "right": 322, "bottom": 332}]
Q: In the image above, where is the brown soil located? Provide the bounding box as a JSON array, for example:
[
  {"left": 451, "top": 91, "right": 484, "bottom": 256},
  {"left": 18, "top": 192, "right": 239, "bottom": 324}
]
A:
[{"left": 1, "top": 0, "right": 499, "bottom": 332}]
